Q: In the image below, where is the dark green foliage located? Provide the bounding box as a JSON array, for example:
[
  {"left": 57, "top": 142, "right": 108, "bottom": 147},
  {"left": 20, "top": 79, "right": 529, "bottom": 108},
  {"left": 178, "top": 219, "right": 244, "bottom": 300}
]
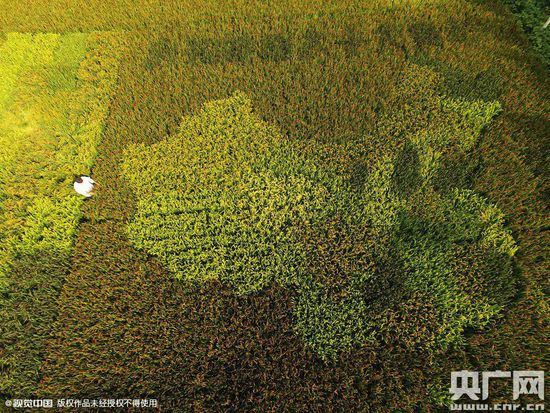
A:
[
  {"left": 144, "top": 36, "right": 181, "bottom": 70},
  {"left": 187, "top": 34, "right": 255, "bottom": 64},
  {"left": 433, "top": 150, "right": 479, "bottom": 193},
  {"left": 408, "top": 19, "right": 443, "bottom": 48},
  {"left": 257, "top": 34, "right": 291, "bottom": 62},
  {"left": 442, "top": 67, "right": 504, "bottom": 102},
  {"left": 297, "top": 27, "right": 327, "bottom": 58},
  {"left": 375, "top": 22, "right": 405, "bottom": 52},
  {"left": 413, "top": 54, "right": 505, "bottom": 102},
  {"left": 499, "top": 0, "right": 550, "bottom": 64},
  {"left": 391, "top": 140, "right": 421, "bottom": 197}
]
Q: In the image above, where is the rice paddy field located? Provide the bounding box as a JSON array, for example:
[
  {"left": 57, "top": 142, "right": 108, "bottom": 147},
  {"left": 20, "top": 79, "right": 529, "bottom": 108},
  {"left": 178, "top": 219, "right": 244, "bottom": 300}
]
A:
[{"left": 0, "top": 0, "right": 548, "bottom": 411}]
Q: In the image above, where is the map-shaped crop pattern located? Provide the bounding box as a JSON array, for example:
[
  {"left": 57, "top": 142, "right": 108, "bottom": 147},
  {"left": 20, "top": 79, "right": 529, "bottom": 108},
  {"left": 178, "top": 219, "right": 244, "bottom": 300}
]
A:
[{"left": 123, "top": 76, "right": 517, "bottom": 359}]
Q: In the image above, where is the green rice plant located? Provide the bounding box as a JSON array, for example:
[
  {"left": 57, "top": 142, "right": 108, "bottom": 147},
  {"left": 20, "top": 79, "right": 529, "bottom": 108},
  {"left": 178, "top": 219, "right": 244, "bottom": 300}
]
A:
[
  {"left": 0, "top": 31, "right": 124, "bottom": 396},
  {"left": 499, "top": 0, "right": 550, "bottom": 64}
]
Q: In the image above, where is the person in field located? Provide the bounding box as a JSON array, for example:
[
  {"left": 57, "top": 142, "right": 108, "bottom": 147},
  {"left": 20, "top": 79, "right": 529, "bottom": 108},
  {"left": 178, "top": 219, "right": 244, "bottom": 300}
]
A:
[{"left": 73, "top": 175, "right": 96, "bottom": 198}]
